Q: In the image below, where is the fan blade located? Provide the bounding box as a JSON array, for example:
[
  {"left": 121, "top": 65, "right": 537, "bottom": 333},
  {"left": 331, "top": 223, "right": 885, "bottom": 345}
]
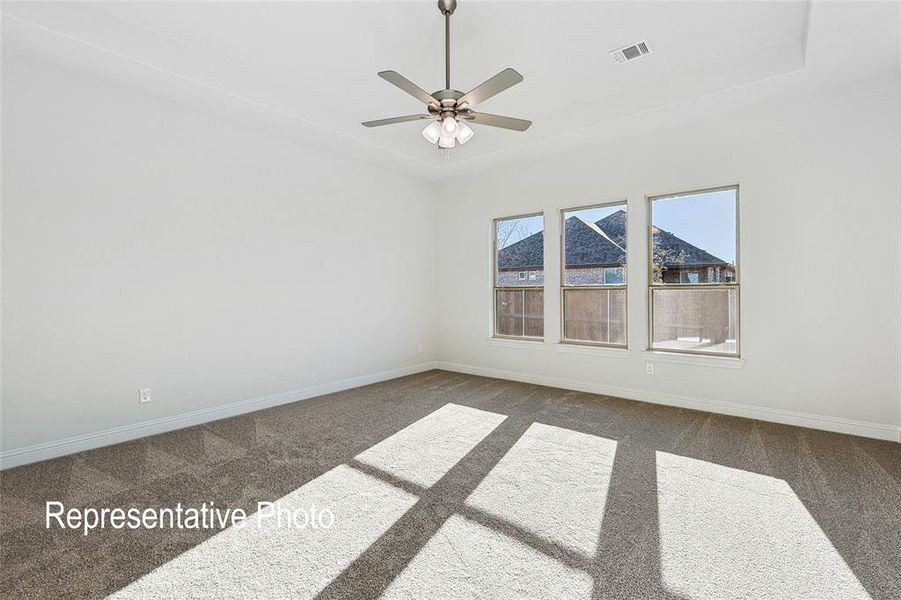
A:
[
  {"left": 465, "top": 112, "right": 532, "bottom": 132},
  {"left": 457, "top": 68, "right": 523, "bottom": 107},
  {"left": 362, "top": 115, "right": 433, "bottom": 128},
  {"left": 378, "top": 71, "right": 439, "bottom": 106}
]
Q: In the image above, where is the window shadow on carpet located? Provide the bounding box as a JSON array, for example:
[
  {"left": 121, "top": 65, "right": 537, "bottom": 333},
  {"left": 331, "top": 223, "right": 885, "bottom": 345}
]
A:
[
  {"left": 106, "top": 401, "right": 508, "bottom": 598},
  {"left": 1, "top": 371, "right": 897, "bottom": 599}
]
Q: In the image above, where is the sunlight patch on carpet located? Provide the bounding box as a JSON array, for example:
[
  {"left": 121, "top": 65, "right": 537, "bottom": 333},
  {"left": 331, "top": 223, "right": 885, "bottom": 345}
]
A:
[
  {"left": 656, "top": 451, "right": 871, "bottom": 600},
  {"left": 110, "top": 403, "right": 507, "bottom": 598},
  {"left": 110, "top": 465, "right": 417, "bottom": 599},
  {"left": 381, "top": 514, "right": 592, "bottom": 599},
  {"left": 463, "top": 422, "right": 617, "bottom": 558},
  {"left": 355, "top": 403, "right": 507, "bottom": 488}
]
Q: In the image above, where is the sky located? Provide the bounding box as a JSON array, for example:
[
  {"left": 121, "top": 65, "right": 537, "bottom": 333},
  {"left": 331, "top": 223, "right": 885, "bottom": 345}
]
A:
[
  {"left": 652, "top": 189, "right": 736, "bottom": 264},
  {"left": 496, "top": 214, "right": 544, "bottom": 249},
  {"left": 498, "top": 189, "right": 736, "bottom": 265},
  {"left": 565, "top": 204, "right": 623, "bottom": 229}
]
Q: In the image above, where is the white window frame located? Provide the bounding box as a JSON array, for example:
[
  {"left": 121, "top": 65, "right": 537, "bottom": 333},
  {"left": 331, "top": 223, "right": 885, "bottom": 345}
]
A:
[
  {"left": 492, "top": 212, "right": 545, "bottom": 341},
  {"left": 647, "top": 184, "right": 740, "bottom": 358},
  {"left": 560, "top": 200, "right": 628, "bottom": 349}
]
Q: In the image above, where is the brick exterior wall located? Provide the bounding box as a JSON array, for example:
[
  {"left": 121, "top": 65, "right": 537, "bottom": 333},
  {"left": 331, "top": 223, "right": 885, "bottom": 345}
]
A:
[
  {"left": 497, "top": 269, "right": 544, "bottom": 286},
  {"left": 499, "top": 267, "right": 624, "bottom": 286},
  {"left": 564, "top": 267, "right": 613, "bottom": 286},
  {"left": 661, "top": 265, "right": 736, "bottom": 283},
  {"left": 500, "top": 265, "right": 734, "bottom": 285}
]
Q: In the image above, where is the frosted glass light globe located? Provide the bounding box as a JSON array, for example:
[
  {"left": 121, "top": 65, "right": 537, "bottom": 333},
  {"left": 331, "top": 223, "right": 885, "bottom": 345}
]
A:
[
  {"left": 456, "top": 120, "right": 474, "bottom": 144},
  {"left": 422, "top": 120, "right": 442, "bottom": 144},
  {"left": 441, "top": 117, "right": 458, "bottom": 135}
]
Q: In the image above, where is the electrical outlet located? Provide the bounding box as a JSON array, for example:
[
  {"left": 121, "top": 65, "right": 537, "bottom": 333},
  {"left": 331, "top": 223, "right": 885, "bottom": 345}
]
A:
[
  {"left": 418, "top": 343, "right": 424, "bottom": 354},
  {"left": 139, "top": 388, "right": 152, "bottom": 404},
  {"left": 645, "top": 364, "right": 655, "bottom": 376}
]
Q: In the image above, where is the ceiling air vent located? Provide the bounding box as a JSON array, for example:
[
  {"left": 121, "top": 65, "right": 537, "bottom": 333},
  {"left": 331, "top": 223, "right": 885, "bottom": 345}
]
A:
[{"left": 610, "top": 41, "right": 651, "bottom": 64}]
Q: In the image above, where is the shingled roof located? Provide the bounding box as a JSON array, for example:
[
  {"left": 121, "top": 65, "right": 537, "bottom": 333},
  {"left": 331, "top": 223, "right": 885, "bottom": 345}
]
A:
[
  {"left": 651, "top": 227, "right": 728, "bottom": 265},
  {"left": 595, "top": 210, "right": 627, "bottom": 248},
  {"left": 497, "top": 216, "right": 624, "bottom": 270},
  {"left": 497, "top": 230, "right": 544, "bottom": 270},
  {"left": 564, "top": 217, "right": 625, "bottom": 266},
  {"left": 497, "top": 209, "right": 729, "bottom": 269}
]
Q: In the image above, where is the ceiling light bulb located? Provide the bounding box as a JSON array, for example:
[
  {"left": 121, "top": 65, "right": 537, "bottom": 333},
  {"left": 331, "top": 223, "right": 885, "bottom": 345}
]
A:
[
  {"left": 456, "top": 120, "right": 474, "bottom": 144},
  {"left": 442, "top": 116, "right": 458, "bottom": 135},
  {"left": 438, "top": 133, "right": 455, "bottom": 149},
  {"left": 422, "top": 120, "right": 442, "bottom": 144}
]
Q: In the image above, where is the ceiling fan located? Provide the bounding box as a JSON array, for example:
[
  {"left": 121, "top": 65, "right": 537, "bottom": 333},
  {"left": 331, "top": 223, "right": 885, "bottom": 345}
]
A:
[{"left": 362, "top": 0, "right": 531, "bottom": 150}]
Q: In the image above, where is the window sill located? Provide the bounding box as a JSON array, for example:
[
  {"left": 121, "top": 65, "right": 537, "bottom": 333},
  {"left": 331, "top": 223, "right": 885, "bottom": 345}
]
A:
[
  {"left": 487, "top": 337, "right": 546, "bottom": 350},
  {"left": 555, "top": 344, "right": 631, "bottom": 359},
  {"left": 642, "top": 351, "right": 745, "bottom": 369}
]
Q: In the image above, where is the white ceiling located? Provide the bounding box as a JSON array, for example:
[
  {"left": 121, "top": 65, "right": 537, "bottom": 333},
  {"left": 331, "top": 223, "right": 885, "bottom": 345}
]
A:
[{"left": 2, "top": 1, "right": 899, "bottom": 180}]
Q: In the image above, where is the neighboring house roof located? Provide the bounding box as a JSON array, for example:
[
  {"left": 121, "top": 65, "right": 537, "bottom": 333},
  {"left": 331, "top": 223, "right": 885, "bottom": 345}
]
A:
[
  {"left": 497, "top": 208, "right": 730, "bottom": 269},
  {"left": 497, "top": 230, "right": 544, "bottom": 270},
  {"left": 564, "top": 217, "right": 625, "bottom": 266},
  {"left": 497, "top": 216, "right": 625, "bottom": 270},
  {"left": 651, "top": 227, "right": 728, "bottom": 266},
  {"left": 595, "top": 210, "right": 627, "bottom": 248}
]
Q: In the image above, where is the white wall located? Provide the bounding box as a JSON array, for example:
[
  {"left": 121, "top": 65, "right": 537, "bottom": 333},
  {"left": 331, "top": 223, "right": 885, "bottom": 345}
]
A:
[
  {"left": 435, "top": 73, "right": 901, "bottom": 439},
  {"left": 3, "top": 53, "right": 900, "bottom": 461},
  {"left": 1, "top": 55, "right": 437, "bottom": 453}
]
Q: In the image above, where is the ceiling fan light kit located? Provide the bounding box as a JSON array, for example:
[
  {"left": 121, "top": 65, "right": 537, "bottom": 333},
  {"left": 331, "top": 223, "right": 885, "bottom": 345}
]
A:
[{"left": 362, "top": 0, "right": 531, "bottom": 151}]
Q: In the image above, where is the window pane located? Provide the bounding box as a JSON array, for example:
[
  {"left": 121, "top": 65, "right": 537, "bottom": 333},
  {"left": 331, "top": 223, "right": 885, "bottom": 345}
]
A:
[
  {"left": 495, "top": 289, "right": 523, "bottom": 336},
  {"left": 604, "top": 267, "right": 625, "bottom": 285},
  {"left": 651, "top": 288, "right": 737, "bottom": 354},
  {"left": 495, "top": 289, "right": 544, "bottom": 338},
  {"left": 563, "top": 288, "right": 626, "bottom": 345},
  {"left": 563, "top": 205, "right": 626, "bottom": 286},
  {"left": 496, "top": 215, "right": 543, "bottom": 287},
  {"left": 651, "top": 189, "right": 736, "bottom": 284},
  {"left": 524, "top": 289, "right": 544, "bottom": 337}
]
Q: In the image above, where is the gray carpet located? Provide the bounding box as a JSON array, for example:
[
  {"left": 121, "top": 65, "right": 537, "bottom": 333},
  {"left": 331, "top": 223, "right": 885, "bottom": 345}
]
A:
[{"left": 1, "top": 370, "right": 899, "bottom": 599}]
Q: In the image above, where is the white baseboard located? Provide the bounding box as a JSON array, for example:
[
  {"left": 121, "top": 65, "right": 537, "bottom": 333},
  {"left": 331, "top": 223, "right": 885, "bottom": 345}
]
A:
[
  {"left": 435, "top": 361, "right": 901, "bottom": 443},
  {"left": 3, "top": 358, "right": 895, "bottom": 470},
  {"left": 0, "top": 361, "right": 440, "bottom": 470}
]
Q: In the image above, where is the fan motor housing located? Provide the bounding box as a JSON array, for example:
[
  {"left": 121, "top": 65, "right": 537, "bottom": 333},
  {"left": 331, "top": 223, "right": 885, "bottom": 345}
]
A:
[
  {"left": 430, "top": 90, "right": 465, "bottom": 119},
  {"left": 438, "top": 0, "right": 457, "bottom": 15},
  {"left": 432, "top": 90, "right": 464, "bottom": 102}
]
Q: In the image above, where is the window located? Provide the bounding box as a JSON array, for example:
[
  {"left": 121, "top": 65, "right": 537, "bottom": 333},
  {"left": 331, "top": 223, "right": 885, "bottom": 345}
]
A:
[
  {"left": 561, "top": 202, "right": 627, "bottom": 347},
  {"left": 603, "top": 267, "right": 625, "bottom": 285},
  {"left": 649, "top": 186, "right": 739, "bottom": 356},
  {"left": 494, "top": 213, "right": 544, "bottom": 339}
]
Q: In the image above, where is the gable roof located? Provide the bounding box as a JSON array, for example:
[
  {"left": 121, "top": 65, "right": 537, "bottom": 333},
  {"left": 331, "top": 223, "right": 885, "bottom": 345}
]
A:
[
  {"left": 595, "top": 208, "right": 730, "bottom": 266},
  {"left": 595, "top": 210, "right": 627, "bottom": 248},
  {"left": 496, "top": 216, "right": 625, "bottom": 271},
  {"left": 564, "top": 217, "right": 625, "bottom": 266},
  {"left": 497, "top": 230, "right": 544, "bottom": 270},
  {"left": 497, "top": 209, "right": 730, "bottom": 269},
  {"left": 651, "top": 227, "right": 728, "bottom": 265}
]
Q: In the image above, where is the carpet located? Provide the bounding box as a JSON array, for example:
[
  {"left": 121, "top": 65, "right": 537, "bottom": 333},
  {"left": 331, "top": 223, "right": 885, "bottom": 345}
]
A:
[{"left": 1, "top": 370, "right": 899, "bottom": 599}]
